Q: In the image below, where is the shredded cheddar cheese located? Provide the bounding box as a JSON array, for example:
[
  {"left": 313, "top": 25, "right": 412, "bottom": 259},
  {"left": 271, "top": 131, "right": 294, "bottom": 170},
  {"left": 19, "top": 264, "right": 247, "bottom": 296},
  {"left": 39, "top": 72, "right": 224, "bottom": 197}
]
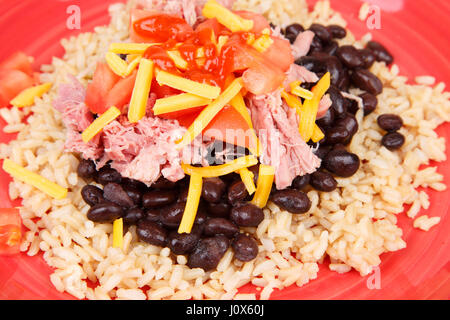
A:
[
  {"left": 3, "top": 159, "right": 68, "bottom": 199},
  {"left": 299, "top": 72, "right": 330, "bottom": 142},
  {"left": 178, "top": 172, "right": 203, "bottom": 234},
  {"left": 176, "top": 77, "right": 243, "bottom": 149},
  {"left": 238, "top": 167, "right": 256, "bottom": 195},
  {"left": 125, "top": 55, "right": 142, "bottom": 76},
  {"left": 113, "top": 218, "right": 123, "bottom": 249},
  {"left": 109, "top": 42, "right": 159, "bottom": 55},
  {"left": 153, "top": 93, "right": 211, "bottom": 115},
  {"left": 105, "top": 52, "right": 128, "bottom": 77},
  {"left": 167, "top": 50, "right": 189, "bottom": 70},
  {"left": 10, "top": 83, "right": 52, "bottom": 108},
  {"left": 82, "top": 106, "right": 121, "bottom": 143},
  {"left": 291, "top": 86, "right": 314, "bottom": 100},
  {"left": 216, "top": 35, "right": 229, "bottom": 53},
  {"left": 156, "top": 70, "right": 221, "bottom": 100},
  {"left": 311, "top": 125, "right": 325, "bottom": 143},
  {"left": 251, "top": 164, "right": 275, "bottom": 208},
  {"left": 252, "top": 34, "right": 273, "bottom": 53},
  {"left": 181, "top": 155, "right": 258, "bottom": 178},
  {"left": 202, "top": 0, "right": 253, "bottom": 32},
  {"left": 128, "top": 58, "right": 154, "bottom": 123}
]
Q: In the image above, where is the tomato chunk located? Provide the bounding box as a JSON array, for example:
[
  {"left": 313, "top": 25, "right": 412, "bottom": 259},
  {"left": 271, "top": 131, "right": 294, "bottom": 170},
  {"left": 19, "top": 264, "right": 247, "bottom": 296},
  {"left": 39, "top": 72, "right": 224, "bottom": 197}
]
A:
[
  {"left": 105, "top": 72, "right": 137, "bottom": 112},
  {"left": 0, "top": 51, "right": 34, "bottom": 76},
  {"left": 0, "top": 208, "right": 22, "bottom": 256},
  {"left": 0, "top": 69, "right": 35, "bottom": 108},
  {"left": 85, "top": 62, "right": 121, "bottom": 114},
  {"left": 234, "top": 11, "right": 270, "bottom": 35}
]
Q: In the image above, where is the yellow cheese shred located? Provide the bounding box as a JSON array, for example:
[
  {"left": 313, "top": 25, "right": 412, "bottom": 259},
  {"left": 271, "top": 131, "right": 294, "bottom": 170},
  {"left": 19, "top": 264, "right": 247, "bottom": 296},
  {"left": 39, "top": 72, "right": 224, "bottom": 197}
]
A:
[
  {"left": 128, "top": 58, "right": 154, "bottom": 123},
  {"left": 178, "top": 172, "right": 203, "bottom": 234},
  {"left": 125, "top": 55, "right": 142, "bottom": 76},
  {"left": 176, "top": 77, "right": 243, "bottom": 149},
  {"left": 166, "top": 50, "right": 189, "bottom": 70},
  {"left": 156, "top": 70, "right": 221, "bottom": 100},
  {"left": 105, "top": 52, "right": 128, "bottom": 77},
  {"left": 252, "top": 34, "right": 274, "bottom": 53},
  {"left": 311, "top": 125, "right": 325, "bottom": 143},
  {"left": 202, "top": 0, "right": 253, "bottom": 32},
  {"left": 10, "top": 82, "right": 52, "bottom": 108},
  {"left": 2, "top": 159, "right": 68, "bottom": 199},
  {"left": 291, "top": 86, "right": 314, "bottom": 100},
  {"left": 82, "top": 106, "right": 121, "bottom": 143},
  {"left": 298, "top": 72, "right": 330, "bottom": 142},
  {"left": 181, "top": 155, "right": 258, "bottom": 178},
  {"left": 153, "top": 93, "right": 211, "bottom": 115},
  {"left": 238, "top": 167, "right": 256, "bottom": 195},
  {"left": 109, "top": 43, "right": 159, "bottom": 55},
  {"left": 251, "top": 164, "right": 275, "bottom": 208},
  {"left": 113, "top": 218, "right": 123, "bottom": 249}
]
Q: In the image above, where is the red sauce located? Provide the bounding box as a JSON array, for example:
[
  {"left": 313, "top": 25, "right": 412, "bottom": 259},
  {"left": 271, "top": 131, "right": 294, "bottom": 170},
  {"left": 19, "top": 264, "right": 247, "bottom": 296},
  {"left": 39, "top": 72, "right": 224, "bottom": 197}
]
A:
[{"left": 135, "top": 13, "right": 254, "bottom": 88}]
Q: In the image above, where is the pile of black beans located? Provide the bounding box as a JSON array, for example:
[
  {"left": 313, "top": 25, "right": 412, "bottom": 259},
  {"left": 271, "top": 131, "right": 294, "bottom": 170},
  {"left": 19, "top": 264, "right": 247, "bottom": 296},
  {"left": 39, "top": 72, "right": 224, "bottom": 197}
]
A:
[
  {"left": 281, "top": 22, "right": 405, "bottom": 190},
  {"left": 77, "top": 160, "right": 313, "bottom": 271}
]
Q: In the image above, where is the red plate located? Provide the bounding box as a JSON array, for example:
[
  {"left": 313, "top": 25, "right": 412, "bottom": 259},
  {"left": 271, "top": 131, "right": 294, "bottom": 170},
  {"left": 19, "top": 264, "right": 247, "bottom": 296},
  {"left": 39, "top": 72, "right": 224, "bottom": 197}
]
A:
[{"left": 0, "top": 0, "right": 449, "bottom": 300}]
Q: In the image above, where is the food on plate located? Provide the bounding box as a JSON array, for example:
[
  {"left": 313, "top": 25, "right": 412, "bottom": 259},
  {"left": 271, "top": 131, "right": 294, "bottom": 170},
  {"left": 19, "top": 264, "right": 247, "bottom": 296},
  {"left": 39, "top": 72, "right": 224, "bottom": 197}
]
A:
[{"left": 0, "top": 0, "right": 448, "bottom": 300}]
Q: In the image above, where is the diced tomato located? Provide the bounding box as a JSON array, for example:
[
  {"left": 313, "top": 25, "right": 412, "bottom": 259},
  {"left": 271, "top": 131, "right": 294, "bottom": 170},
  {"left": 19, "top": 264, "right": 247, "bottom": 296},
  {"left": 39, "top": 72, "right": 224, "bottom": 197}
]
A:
[
  {"left": 105, "top": 72, "right": 137, "bottom": 112},
  {"left": 234, "top": 11, "right": 271, "bottom": 35},
  {"left": 0, "top": 51, "right": 34, "bottom": 76},
  {"left": 151, "top": 79, "right": 181, "bottom": 99},
  {"left": 85, "top": 62, "right": 121, "bottom": 114},
  {"left": 174, "top": 105, "right": 256, "bottom": 150},
  {"left": 0, "top": 69, "right": 35, "bottom": 108},
  {"left": 242, "top": 60, "right": 285, "bottom": 95},
  {"left": 263, "top": 37, "right": 294, "bottom": 72},
  {"left": 157, "top": 105, "right": 206, "bottom": 121},
  {"left": 130, "top": 9, "right": 160, "bottom": 43},
  {"left": 0, "top": 208, "right": 22, "bottom": 256},
  {"left": 195, "top": 18, "right": 227, "bottom": 36}
]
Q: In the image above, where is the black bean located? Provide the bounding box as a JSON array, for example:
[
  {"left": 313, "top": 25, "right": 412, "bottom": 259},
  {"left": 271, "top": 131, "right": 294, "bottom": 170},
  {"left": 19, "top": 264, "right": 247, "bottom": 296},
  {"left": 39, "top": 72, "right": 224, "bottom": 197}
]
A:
[
  {"left": 308, "top": 35, "right": 323, "bottom": 54},
  {"left": 381, "top": 132, "right": 405, "bottom": 150},
  {"left": 232, "top": 234, "right": 258, "bottom": 262},
  {"left": 230, "top": 203, "right": 264, "bottom": 227},
  {"left": 291, "top": 174, "right": 310, "bottom": 190},
  {"left": 323, "top": 149, "right": 360, "bottom": 177},
  {"left": 316, "top": 107, "right": 335, "bottom": 128},
  {"left": 351, "top": 69, "right": 383, "bottom": 95},
  {"left": 359, "top": 92, "right": 378, "bottom": 115},
  {"left": 103, "top": 182, "right": 134, "bottom": 208},
  {"left": 327, "top": 25, "right": 347, "bottom": 39},
  {"left": 323, "top": 41, "right": 339, "bottom": 56},
  {"left": 168, "top": 230, "right": 200, "bottom": 255},
  {"left": 285, "top": 23, "right": 304, "bottom": 37},
  {"left": 309, "top": 24, "right": 332, "bottom": 43},
  {"left": 206, "top": 201, "right": 232, "bottom": 218},
  {"left": 325, "top": 126, "right": 350, "bottom": 145},
  {"left": 377, "top": 114, "right": 403, "bottom": 132},
  {"left": 145, "top": 208, "right": 160, "bottom": 222},
  {"left": 366, "top": 41, "right": 393, "bottom": 65},
  {"left": 122, "top": 184, "right": 143, "bottom": 206},
  {"left": 81, "top": 185, "right": 104, "bottom": 206},
  {"left": 359, "top": 48, "right": 376, "bottom": 69},
  {"left": 142, "top": 190, "right": 177, "bottom": 208},
  {"left": 286, "top": 33, "right": 298, "bottom": 44},
  {"left": 96, "top": 167, "right": 122, "bottom": 185},
  {"left": 310, "top": 171, "right": 338, "bottom": 192},
  {"left": 151, "top": 176, "right": 176, "bottom": 190},
  {"left": 136, "top": 220, "right": 167, "bottom": 247},
  {"left": 332, "top": 144, "right": 347, "bottom": 152},
  {"left": 159, "top": 202, "right": 185, "bottom": 228},
  {"left": 327, "top": 86, "right": 347, "bottom": 118},
  {"left": 215, "top": 235, "right": 230, "bottom": 255},
  {"left": 77, "top": 159, "right": 97, "bottom": 179},
  {"left": 227, "top": 180, "right": 249, "bottom": 205},
  {"left": 202, "top": 177, "right": 226, "bottom": 203},
  {"left": 336, "top": 45, "right": 365, "bottom": 69},
  {"left": 315, "top": 145, "right": 333, "bottom": 160},
  {"left": 122, "top": 177, "right": 148, "bottom": 191},
  {"left": 203, "top": 218, "right": 239, "bottom": 238},
  {"left": 324, "top": 56, "right": 344, "bottom": 87},
  {"left": 248, "top": 165, "right": 260, "bottom": 185},
  {"left": 87, "top": 202, "right": 123, "bottom": 223},
  {"left": 123, "top": 207, "right": 145, "bottom": 225},
  {"left": 295, "top": 56, "right": 327, "bottom": 74},
  {"left": 118, "top": 53, "right": 127, "bottom": 61},
  {"left": 336, "top": 69, "right": 350, "bottom": 91},
  {"left": 272, "top": 189, "right": 311, "bottom": 214},
  {"left": 335, "top": 113, "right": 359, "bottom": 137},
  {"left": 345, "top": 98, "right": 359, "bottom": 115},
  {"left": 194, "top": 206, "right": 208, "bottom": 225},
  {"left": 187, "top": 237, "right": 225, "bottom": 271}
]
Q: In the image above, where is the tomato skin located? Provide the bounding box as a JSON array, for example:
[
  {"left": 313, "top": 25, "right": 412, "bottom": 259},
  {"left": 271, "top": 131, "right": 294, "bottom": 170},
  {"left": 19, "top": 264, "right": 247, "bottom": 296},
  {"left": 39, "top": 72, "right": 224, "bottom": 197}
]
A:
[
  {"left": 0, "top": 208, "right": 22, "bottom": 256},
  {"left": 263, "top": 37, "right": 294, "bottom": 72},
  {"left": 242, "top": 61, "right": 285, "bottom": 95},
  {"left": 0, "top": 69, "right": 35, "bottom": 108},
  {"left": 85, "top": 62, "right": 121, "bottom": 114},
  {"left": 105, "top": 72, "right": 137, "bottom": 112},
  {"left": 234, "top": 11, "right": 271, "bottom": 35},
  {"left": 0, "top": 51, "right": 34, "bottom": 76}
]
